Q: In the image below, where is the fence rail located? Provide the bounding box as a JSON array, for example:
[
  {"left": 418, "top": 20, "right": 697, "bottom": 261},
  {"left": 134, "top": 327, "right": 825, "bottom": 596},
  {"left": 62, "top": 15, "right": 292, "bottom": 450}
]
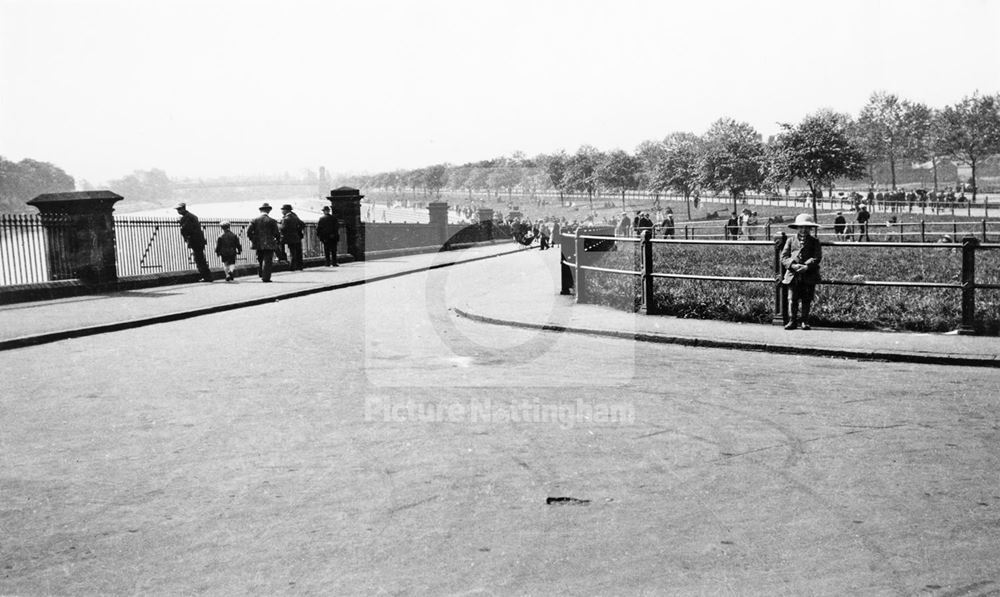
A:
[
  {"left": 561, "top": 230, "right": 999, "bottom": 334},
  {"left": 1, "top": 212, "right": 498, "bottom": 287}
]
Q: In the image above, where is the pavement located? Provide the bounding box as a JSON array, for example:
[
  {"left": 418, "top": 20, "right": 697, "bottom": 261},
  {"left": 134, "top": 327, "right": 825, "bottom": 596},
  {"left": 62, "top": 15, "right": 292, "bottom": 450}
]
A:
[
  {"left": 3, "top": 241, "right": 1000, "bottom": 367},
  {"left": 0, "top": 242, "right": 526, "bottom": 351}
]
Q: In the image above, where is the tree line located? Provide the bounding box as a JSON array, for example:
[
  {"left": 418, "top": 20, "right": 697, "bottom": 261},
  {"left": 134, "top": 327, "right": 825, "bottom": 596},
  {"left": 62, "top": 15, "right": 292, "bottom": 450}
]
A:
[{"left": 339, "top": 91, "right": 1000, "bottom": 218}]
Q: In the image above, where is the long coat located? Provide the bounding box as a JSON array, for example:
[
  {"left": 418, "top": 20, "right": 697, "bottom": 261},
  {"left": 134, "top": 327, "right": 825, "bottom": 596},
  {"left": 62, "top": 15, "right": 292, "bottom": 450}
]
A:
[
  {"left": 247, "top": 214, "right": 281, "bottom": 251},
  {"left": 179, "top": 211, "right": 206, "bottom": 250},
  {"left": 781, "top": 232, "right": 822, "bottom": 285},
  {"left": 280, "top": 211, "right": 305, "bottom": 245},
  {"left": 316, "top": 213, "right": 340, "bottom": 243}
]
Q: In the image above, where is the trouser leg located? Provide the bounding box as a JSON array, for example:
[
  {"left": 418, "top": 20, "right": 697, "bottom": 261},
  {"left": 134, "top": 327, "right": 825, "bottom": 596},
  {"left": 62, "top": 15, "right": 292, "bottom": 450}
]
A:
[
  {"left": 192, "top": 248, "right": 212, "bottom": 281},
  {"left": 258, "top": 250, "right": 273, "bottom": 281}
]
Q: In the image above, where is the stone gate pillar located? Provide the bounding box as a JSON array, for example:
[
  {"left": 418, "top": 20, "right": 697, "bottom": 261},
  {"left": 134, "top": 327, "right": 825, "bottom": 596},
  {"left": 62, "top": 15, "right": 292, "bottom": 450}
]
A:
[
  {"left": 27, "top": 190, "right": 124, "bottom": 284},
  {"left": 428, "top": 201, "right": 449, "bottom": 247},
  {"left": 327, "top": 186, "right": 365, "bottom": 261}
]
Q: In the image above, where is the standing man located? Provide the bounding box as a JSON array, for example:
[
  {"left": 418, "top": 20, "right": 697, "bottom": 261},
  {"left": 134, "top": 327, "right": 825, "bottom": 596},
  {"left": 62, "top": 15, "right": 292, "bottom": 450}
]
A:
[
  {"left": 175, "top": 202, "right": 213, "bottom": 282},
  {"left": 725, "top": 211, "right": 739, "bottom": 240},
  {"left": 833, "top": 211, "right": 847, "bottom": 241},
  {"left": 661, "top": 208, "right": 675, "bottom": 239},
  {"left": 316, "top": 206, "right": 340, "bottom": 267},
  {"left": 247, "top": 202, "right": 281, "bottom": 282},
  {"left": 279, "top": 204, "right": 305, "bottom": 270},
  {"left": 856, "top": 204, "right": 871, "bottom": 241}
]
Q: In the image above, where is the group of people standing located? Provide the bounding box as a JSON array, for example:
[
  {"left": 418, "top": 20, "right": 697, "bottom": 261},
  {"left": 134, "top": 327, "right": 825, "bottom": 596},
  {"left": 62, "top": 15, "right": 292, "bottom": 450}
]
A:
[
  {"left": 173, "top": 202, "right": 341, "bottom": 283},
  {"left": 724, "top": 209, "right": 761, "bottom": 240}
]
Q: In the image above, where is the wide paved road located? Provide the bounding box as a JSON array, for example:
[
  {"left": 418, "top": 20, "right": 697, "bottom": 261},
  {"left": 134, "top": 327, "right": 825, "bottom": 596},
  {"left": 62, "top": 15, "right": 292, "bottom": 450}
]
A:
[{"left": 2, "top": 252, "right": 1000, "bottom": 596}]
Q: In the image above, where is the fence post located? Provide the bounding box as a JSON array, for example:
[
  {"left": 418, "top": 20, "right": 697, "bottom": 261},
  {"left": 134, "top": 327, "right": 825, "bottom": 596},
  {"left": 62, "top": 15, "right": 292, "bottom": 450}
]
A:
[
  {"left": 640, "top": 229, "right": 656, "bottom": 315},
  {"left": 982, "top": 220, "right": 988, "bottom": 243},
  {"left": 26, "top": 191, "right": 124, "bottom": 284},
  {"left": 765, "top": 221, "right": 771, "bottom": 240},
  {"left": 773, "top": 232, "right": 788, "bottom": 325},
  {"left": 574, "top": 228, "right": 586, "bottom": 303},
  {"left": 684, "top": 224, "right": 689, "bottom": 240},
  {"left": 958, "top": 236, "right": 978, "bottom": 335},
  {"left": 921, "top": 221, "right": 926, "bottom": 243},
  {"left": 559, "top": 226, "right": 573, "bottom": 295}
]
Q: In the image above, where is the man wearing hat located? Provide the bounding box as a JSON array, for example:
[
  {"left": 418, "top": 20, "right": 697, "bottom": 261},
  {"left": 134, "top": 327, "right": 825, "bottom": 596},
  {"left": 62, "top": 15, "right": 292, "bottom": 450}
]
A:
[
  {"left": 175, "top": 202, "right": 213, "bottom": 282},
  {"left": 279, "top": 204, "right": 305, "bottom": 271},
  {"left": 246, "top": 202, "right": 281, "bottom": 282},
  {"left": 781, "top": 213, "right": 823, "bottom": 330},
  {"left": 316, "top": 205, "right": 340, "bottom": 266}
]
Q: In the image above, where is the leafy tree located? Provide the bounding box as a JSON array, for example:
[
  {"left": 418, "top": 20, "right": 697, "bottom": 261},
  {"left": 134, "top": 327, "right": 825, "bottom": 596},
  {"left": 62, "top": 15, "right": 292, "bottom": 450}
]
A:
[
  {"left": 108, "top": 168, "right": 173, "bottom": 204},
  {"left": 564, "top": 145, "right": 602, "bottom": 211},
  {"left": 488, "top": 156, "right": 524, "bottom": 199},
  {"left": 905, "top": 102, "right": 946, "bottom": 191},
  {"left": 633, "top": 140, "right": 666, "bottom": 195},
  {"left": 541, "top": 151, "right": 570, "bottom": 204},
  {"left": 935, "top": 92, "right": 1000, "bottom": 202},
  {"left": 598, "top": 149, "right": 641, "bottom": 208},
  {"left": 424, "top": 163, "right": 450, "bottom": 197},
  {"left": 650, "top": 132, "right": 702, "bottom": 219},
  {"left": 0, "top": 157, "right": 76, "bottom": 212},
  {"left": 774, "top": 110, "right": 866, "bottom": 219},
  {"left": 699, "top": 118, "right": 765, "bottom": 212},
  {"left": 763, "top": 140, "right": 795, "bottom": 197},
  {"left": 858, "top": 91, "right": 929, "bottom": 189}
]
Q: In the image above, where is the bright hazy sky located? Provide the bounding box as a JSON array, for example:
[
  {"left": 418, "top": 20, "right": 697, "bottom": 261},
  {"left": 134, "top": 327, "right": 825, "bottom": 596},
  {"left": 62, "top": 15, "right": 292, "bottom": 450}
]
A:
[{"left": 2, "top": 0, "right": 999, "bottom": 184}]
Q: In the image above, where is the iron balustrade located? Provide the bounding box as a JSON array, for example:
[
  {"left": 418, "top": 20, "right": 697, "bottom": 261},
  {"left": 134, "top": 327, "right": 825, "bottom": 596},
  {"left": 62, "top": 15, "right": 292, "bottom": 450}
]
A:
[{"left": 560, "top": 229, "right": 1000, "bottom": 334}]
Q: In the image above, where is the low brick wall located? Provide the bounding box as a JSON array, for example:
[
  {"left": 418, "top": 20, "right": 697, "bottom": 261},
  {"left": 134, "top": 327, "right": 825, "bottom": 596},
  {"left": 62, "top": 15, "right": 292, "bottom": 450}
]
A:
[{"left": 0, "top": 239, "right": 513, "bottom": 306}]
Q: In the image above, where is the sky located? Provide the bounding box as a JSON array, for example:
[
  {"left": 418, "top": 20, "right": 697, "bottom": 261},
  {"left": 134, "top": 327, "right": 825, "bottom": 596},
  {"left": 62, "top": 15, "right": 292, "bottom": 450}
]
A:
[{"left": 1, "top": 0, "right": 999, "bottom": 185}]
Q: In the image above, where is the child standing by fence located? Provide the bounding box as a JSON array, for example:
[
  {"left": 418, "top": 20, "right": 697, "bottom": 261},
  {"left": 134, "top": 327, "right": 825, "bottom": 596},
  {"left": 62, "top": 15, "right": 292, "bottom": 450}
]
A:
[
  {"left": 781, "top": 213, "right": 822, "bottom": 330},
  {"left": 215, "top": 221, "right": 242, "bottom": 282}
]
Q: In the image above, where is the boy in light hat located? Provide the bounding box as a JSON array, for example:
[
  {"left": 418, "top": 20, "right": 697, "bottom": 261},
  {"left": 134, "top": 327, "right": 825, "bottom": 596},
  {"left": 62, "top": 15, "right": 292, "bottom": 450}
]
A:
[
  {"left": 214, "top": 221, "right": 242, "bottom": 282},
  {"left": 781, "top": 213, "right": 823, "bottom": 330}
]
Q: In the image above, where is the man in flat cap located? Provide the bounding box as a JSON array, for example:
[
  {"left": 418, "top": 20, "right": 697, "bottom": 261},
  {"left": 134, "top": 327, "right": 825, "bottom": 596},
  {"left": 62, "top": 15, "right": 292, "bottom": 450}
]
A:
[
  {"left": 246, "top": 202, "right": 281, "bottom": 282},
  {"left": 279, "top": 203, "right": 305, "bottom": 271},
  {"left": 316, "top": 205, "right": 340, "bottom": 266},
  {"left": 175, "top": 202, "right": 213, "bottom": 282}
]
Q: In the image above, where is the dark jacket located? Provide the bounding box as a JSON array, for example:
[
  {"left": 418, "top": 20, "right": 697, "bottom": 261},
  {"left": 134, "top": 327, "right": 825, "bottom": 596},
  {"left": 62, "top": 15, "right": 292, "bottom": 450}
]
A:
[
  {"left": 179, "top": 211, "right": 206, "bottom": 250},
  {"left": 280, "top": 211, "right": 305, "bottom": 245},
  {"left": 247, "top": 214, "right": 281, "bottom": 251},
  {"left": 316, "top": 214, "right": 340, "bottom": 243},
  {"left": 781, "top": 232, "right": 822, "bottom": 285},
  {"left": 215, "top": 230, "right": 243, "bottom": 260}
]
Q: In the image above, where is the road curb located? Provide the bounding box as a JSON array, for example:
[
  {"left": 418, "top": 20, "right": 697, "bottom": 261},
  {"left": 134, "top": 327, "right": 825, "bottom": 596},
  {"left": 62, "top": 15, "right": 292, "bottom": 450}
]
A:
[
  {"left": 452, "top": 308, "right": 1000, "bottom": 369},
  {"left": 0, "top": 245, "right": 531, "bottom": 352}
]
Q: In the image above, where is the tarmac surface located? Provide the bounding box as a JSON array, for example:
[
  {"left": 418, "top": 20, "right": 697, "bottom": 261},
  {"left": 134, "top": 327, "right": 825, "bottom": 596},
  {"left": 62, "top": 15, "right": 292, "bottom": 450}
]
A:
[
  {"left": 3, "top": 241, "right": 1000, "bottom": 595},
  {"left": 2, "top": 241, "right": 999, "bottom": 367}
]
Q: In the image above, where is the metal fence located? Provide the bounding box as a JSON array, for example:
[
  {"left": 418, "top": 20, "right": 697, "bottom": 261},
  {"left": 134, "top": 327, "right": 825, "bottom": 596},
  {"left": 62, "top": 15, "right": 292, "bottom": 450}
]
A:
[
  {"left": 560, "top": 230, "right": 1000, "bottom": 334},
  {"left": 0, "top": 214, "right": 78, "bottom": 285},
  {"left": 113, "top": 217, "right": 336, "bottom": 277},
  {"left": 663, "top": 219, "right": 1000, "bottom": 243}
]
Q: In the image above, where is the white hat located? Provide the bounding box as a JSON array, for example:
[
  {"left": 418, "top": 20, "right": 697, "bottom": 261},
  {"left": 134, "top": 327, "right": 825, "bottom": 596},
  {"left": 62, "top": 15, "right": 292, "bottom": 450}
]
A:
[{"left": 788, "top": 213, "right": 820, "bottom": 228}]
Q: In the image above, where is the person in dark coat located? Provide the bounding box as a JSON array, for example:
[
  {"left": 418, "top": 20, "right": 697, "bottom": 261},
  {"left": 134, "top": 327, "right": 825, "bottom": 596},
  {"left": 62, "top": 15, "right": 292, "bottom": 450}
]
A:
[
  {"left": 856, "top": 205, "right": 871, "bottom": 241},
  {"left": 833, "top": 211, "right": 847, "bottom": 241},
  {"left": 316, "top": 206, "right": 340, "bottom": 266},
  {"left": 661, "top": 208, "right": 675, "bottom": 239},
  {"left": 175, "top": 202, "right": 213, "bottom": 282},
  {"left": 214, "top": 221, "right": 242, "bottom": 281},
  {"left": 279, "top": 204, "right": 305, "bottom": 270},
  {"left": 781, "top": 213, "right": 823, "bottom": 330},
  {"left": 725, "top": 211, "right": 739, "bottom": 240},
  {"left": 247, "top": 202, "right": 281, "bottom": 282}
]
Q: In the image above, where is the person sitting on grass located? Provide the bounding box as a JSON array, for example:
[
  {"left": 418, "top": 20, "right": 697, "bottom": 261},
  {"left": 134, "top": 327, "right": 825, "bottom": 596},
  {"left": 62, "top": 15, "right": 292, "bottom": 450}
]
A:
[{"left": 781, "top": 213, "right": 822, "bottom": 331}]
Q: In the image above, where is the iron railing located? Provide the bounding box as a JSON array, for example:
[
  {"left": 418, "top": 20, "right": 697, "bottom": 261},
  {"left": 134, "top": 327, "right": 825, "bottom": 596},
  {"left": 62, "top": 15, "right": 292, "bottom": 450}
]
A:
[{"left": 560, "top": 230, "right": 1000, "bottom": 335}]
